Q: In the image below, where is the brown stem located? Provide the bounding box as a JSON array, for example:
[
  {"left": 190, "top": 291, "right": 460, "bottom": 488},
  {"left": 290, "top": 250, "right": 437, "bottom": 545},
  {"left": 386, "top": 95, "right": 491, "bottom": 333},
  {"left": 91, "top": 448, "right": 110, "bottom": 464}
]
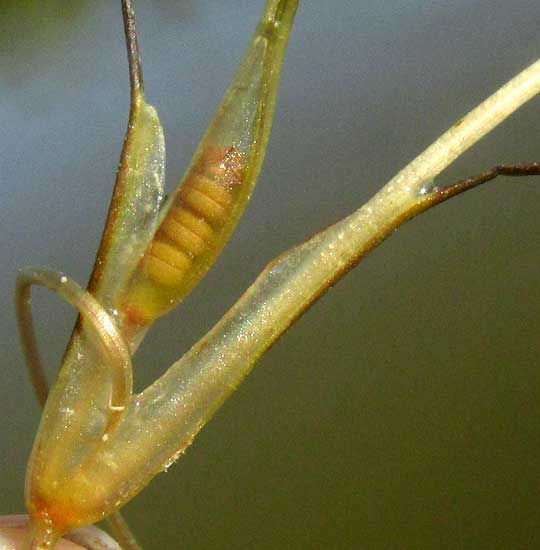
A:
[
  {"left": 14, "top": 274, "right": 49, "bottom": 408},
  {"left": 425, "top": 161, "right": 540, "bottom": 206},
  {"left": 121, "top": 0, "right": 144, "bottom": 99},
  {"left": 349, "top": 160, "right": 540, "bottom": 284}
]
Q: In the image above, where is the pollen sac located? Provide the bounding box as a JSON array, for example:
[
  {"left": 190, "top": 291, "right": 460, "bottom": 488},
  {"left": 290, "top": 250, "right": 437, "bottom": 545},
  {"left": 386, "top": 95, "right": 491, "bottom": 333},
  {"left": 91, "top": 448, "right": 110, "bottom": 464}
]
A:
[
  {"left": 121, "top": 146, "right": 246, "bottom": 327},
  {"left": 117, "top": 0, "right": 299, "bottom": 332}
]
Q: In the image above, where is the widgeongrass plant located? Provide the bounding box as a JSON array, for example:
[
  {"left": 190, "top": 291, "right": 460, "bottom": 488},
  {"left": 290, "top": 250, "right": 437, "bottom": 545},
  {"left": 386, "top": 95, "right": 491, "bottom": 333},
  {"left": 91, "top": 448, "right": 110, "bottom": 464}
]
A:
[{"left": 2, "top": 1, "right": 540, "bottom": 548}]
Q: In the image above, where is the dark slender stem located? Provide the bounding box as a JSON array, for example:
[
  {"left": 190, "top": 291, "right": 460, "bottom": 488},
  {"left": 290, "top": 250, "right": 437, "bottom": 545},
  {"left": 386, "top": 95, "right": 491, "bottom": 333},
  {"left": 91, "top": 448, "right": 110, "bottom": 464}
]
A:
[
  {"left": 14, "top": 275, "right": 49, "bottom": 407},
  {"left": 431, "top": 161, "right": 540, "bottom": 202},
  {"left": 392, "top": 160, "right": 540, "bottom": 229},
  {"left": 121, "top": 0, "right": 144, "bottom": 98},
  {"left": 88, "top": 0, "right": 146, "bottom": 292}
]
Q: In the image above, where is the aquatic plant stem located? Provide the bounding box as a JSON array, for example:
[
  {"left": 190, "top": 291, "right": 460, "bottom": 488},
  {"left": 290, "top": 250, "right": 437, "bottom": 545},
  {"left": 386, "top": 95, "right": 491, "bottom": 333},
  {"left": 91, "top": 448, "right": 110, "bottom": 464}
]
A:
[
  {"left": 135, "top": 58, "right": 540, "bottom": 439},
  {"left": 75, "top": 59, "right": 540, "bottom": 510}
]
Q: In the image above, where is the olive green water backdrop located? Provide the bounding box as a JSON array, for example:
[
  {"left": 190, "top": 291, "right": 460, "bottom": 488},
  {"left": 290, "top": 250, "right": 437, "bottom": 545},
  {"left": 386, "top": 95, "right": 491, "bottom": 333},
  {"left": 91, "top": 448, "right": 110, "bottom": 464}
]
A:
[{"left": 1, "top": 1, "right": 540, "bottom": 548}]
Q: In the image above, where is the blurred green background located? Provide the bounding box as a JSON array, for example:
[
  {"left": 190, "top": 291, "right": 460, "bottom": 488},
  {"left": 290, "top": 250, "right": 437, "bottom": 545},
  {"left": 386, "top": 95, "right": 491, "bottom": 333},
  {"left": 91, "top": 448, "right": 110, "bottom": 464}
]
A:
[{"left": 1, "top": 1, "right": 540, "bottom": 548}]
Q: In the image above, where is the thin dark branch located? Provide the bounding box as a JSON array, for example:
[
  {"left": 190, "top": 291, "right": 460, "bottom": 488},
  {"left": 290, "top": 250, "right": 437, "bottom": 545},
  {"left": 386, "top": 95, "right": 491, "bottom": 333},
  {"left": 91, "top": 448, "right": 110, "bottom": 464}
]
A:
[
  {"left": 121, "top": 0, "right": 144, "bottom": 98},
  {"left": 14, "top": 277, "right": 49, "bottom": 407},
  {"left": 433, "top": 161, "right": 540, "bottom": 202},
  {"left": 87, "top": 0, "right": 146, "bottom": 292},
  {"left": 398, "top": 160, "right": 540, "bottom": 228}
]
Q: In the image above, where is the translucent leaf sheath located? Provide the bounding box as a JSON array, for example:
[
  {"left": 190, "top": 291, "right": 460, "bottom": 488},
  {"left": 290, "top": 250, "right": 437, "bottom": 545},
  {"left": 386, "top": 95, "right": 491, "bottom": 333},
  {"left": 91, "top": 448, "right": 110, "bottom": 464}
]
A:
[
  {"left": 19, "top": 270, "right": 133, "bottom": 544},
  {"left": 24, "top": 52, "right": 164, "bottom": 549},
  {"left": 16, "top": 0, "right": 540, "bottom": 539},
  {"left": 119, "top": 0, "right": 299, "bottom": 329},
  {"left": 89, "top": 0, "right": 165, "bottom": 310},
  {"left": 67, "top": 59, "right": 540, "bottom": 515},
  {"left": 24, "top": 93, "right": 166, "bottom": 540},
  {"left": 24, "top": 0, "right": 299, "bottom": 538},
  {"left": 90, "top": 96, "right": 165, "bottom": 310}
]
